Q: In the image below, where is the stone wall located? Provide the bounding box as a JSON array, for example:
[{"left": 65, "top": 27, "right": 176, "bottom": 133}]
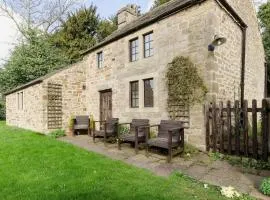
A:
[
  {"left": 83, "top": 0, "right": 217, "bottom": 149},
  {"left": 6, "top": 61, "right": 87, "bottom": 134},
  {"left": 6, "top": 84, "right": 46, "bottom": 133},
  {"left": 42, "top": 61, "right": 87, "bottom": 133}
]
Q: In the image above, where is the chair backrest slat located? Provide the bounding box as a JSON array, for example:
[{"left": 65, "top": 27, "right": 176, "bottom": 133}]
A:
[
  {"left": 158, "top": 120, "right": 183, "bottom": 138},
  {"left": 130, "top": 119, "right": 149, "bottom": 134},
  {"left": 106, "top": 118, "right": 119, "bottom": 131},
  {"left": 75, "top": 116, "right": 89, "bottom": 125}
]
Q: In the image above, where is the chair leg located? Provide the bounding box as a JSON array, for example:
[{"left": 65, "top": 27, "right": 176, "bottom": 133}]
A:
[
  {"left": 88, "top": 128, "right": 91, "bottom": 137},
  {"left": 118, "top": 139, "right": 121, "bottom": 150},
  {"left": 135, "top": 140, "right": 138, "bottom": 154},
  {"left": 104, "top": 135, "right": 107, "bottom": 146},
  {"left": 167, "top": 148, "right": 172, "bottom": 163},
  {"left": 93, "top": 134, "right": 95, "bottom": 143},
  {"left": 146, "top": 144, "right": 149, "bottom": 157}
]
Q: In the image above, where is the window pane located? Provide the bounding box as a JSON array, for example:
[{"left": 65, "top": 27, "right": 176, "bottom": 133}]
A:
[
  {"left": 97, "top": 52, "right": 103, "bottom": 68},
  {"left": 144, "top": 79, "right": 154, "bottom": 107},
  {"left": 130, "top": 81, "right": 139, "bottom": 108},
  {"left": 130, "top": 38, "right": 139, "bottom": 62},
  {"left": 144, "top": 32, "right": 153, "bottom": 58}
]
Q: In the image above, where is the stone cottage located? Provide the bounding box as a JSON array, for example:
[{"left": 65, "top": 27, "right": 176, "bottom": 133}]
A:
[{"left": 5, "top": 0, "right": 265, "bottom": 149}]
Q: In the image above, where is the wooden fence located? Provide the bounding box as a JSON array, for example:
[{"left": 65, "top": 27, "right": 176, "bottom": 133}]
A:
[{"left": 205, "top": 99, "right": 270, "bottom": 161}]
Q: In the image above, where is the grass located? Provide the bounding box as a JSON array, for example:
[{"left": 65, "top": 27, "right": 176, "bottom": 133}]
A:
[{"left": 0, "top": 121, "right": 234, "bottom": 200}]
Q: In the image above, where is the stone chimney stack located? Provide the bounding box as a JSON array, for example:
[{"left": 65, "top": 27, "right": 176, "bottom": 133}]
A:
[{"left": 117, "top": 4, "right": 140, "bottom": 29}]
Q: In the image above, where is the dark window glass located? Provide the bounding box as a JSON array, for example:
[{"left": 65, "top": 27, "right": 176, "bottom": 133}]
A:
[
  {"left": 130, "top": 81, "right": 139, "bottom": 108},
  {"left": 17, "top": 92, "right": 24, "bottom": 110},
  {"left": 144, "top": 32, "right": 153, "bottom": 58},
  {"left": 130, "top": 38, "right": 139, "bottom": 62},
  {"left": 97, "top": 51, "right": 103, "bottom": 68},
  {"left": 144, "top": 78, "right": 154, "bottom": 107}
]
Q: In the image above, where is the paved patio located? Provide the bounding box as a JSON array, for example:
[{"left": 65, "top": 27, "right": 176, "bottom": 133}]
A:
[{"left": 59, "top": 135, "right": 270, "bottom": 200}]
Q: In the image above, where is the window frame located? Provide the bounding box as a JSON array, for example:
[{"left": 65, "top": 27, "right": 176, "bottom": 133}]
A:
[
  {"left": 17, "top": 91, "right": 24, "bottom": 110},
  {"left": 97, "top": 51, "right": 103, "bottom": 68},
  {"left": 129, "top": 37, "right": 139, "bottom": 62},
  {"left": 143, "top": 78, "right": 154, "bottom": 107},
  {"left": 130, "top": 81, "right": 139, "bottom": 108},
  {"left": 143, "top": 32, "right": 154, "bottom": 58}
]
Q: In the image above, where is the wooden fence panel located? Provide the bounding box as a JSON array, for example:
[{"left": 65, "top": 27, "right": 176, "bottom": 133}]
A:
[{"left": 206, "top": 99, "right": 269, "bottom": 161}]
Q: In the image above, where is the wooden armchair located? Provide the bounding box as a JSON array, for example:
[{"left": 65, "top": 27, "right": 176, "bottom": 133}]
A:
[
  {"left": 118, "top": 119, "right": 149, "bottom": 153},
  {"left": 143, "top": 120, "right": 184, "bottom": 163},
  {"left": 72, "top": 116, "right": 91, "bottom": 136},
  {"left": 92, "top": 118, "right": 119, "bottom": 143}
]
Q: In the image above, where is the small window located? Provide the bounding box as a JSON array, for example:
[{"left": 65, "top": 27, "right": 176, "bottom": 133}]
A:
[
  {"left": 17, "top": 91, "right": 23, "bottom": 110},
  {"left": 97, "top": 51, "right": 103, "bottom": 68},
  {"left": 129, "top": 38, "right": 139, "bottom": 62},
  {"left": 144, "top": 78, "right": 154, "bottom": 107},
  {"left": 144, "top": 32, "right": 153, "bottom": 58},
  {"left": 130, "top": 81, "right": 139, "bottom": 108}
]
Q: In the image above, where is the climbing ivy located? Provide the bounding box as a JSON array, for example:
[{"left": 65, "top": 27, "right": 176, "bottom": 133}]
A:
[{"left": 166, "top": 56, "right": 208, "bottom": 110}]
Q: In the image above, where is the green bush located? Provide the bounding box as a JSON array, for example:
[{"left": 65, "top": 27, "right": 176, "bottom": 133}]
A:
[
  {"left": 118, "top": 125, "right": 130, "bottom": 135},
  {"left": 68, "top": 116, "right": 75, "bottom": 129},
  {"left": 0, "top": 101, "right": 5, "bottom": 120},
  {"left": 48, "top": 129, "right": 66, "bottom": 138},
  {"left": 260, "top": 178, "right": 270, "bottom": 196}
]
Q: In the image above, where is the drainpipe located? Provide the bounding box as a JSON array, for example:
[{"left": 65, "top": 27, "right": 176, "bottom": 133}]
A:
[
  {"left": 240, "top": 27, "right": 247, "bottom": 107},
  {"left": 214, "top": 0, "right": 248, "bottom": 107}
]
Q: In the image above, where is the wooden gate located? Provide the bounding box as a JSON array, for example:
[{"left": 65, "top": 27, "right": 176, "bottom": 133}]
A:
[
  {"left": 100, "top": 90, "right": 112, "bottom": 121},
  {"left": 205, "top": 99, "right": 270, "bottom": 161}
]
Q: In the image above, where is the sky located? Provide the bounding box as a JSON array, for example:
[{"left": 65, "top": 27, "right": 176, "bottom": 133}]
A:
[{"left": 0, "top": 0, "right": 266, "bottom": 67}]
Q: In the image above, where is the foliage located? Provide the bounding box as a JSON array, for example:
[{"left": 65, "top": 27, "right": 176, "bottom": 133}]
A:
[
  {"left": 118, "top": 125, "right": 130, "bottom": 135},
  {"left": 258, "top": 2, "right": 270, "bottom": 63},
  {"left": 208, "top": 152, "right": 270, "bottom": 170},
  {"left": 50, "top": 6, "right": 117, "bottom": 62},
  {"left": 0, "top": 29, "right": 69, "bottom": 93},
  {"left": 260, "top": 178, "right": 270, "bottom": 196},
  {"left": 152, "top": 0, "right": 172, "bottom": 9},
  {"left": 68, "top": 116, "right": 75, "bottom": 129},
  {"left": 48, "top": 129, "right": 66, "bottom": 138},
  {"left": 90, "top": 114, "right": 95, "bottom": 130},
  {"left": 166, "top": 56, "right": 208, "bottom": 114},
  {"left": 0, "top": 98, "right": 5, "bottom": 120},
  {"left": 0, "top": 121, "right": 231, "bottom": 200}
]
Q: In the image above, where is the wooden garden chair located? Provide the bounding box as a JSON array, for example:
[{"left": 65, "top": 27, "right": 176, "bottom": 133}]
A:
[
  {"left": 92, "top": 118, "right": 119, "bottom": 143},
  {"left": 143, "top": 120, "right": 184, "bottom": 163},
  {"left": 72, "top": 115, "right": 91, "bottom": 136},
  {"left": 118, "top": 119, "right": 149, "bottom": 153}
]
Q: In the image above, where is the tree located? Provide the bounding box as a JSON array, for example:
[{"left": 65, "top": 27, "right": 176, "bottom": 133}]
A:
[
  {"left": 258, "top": 2, "right": 270, "bottom": 62},
  {"left": 152, "top": 0, "right": 171, "bottom": 9},
  {"left": 0, "top": 0, "right": 79, "bottom": 38},
  {"left": 50, "top": 6, "right": 117, "bottom": 62},
  {"left": 0, "top": 29, "right": 69, "bottom": 93}
]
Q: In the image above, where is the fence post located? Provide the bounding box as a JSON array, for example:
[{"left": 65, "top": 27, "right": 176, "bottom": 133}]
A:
[
  {"left": 252, "top": 100, "right": 258, "bottom": 159},
  {"left": 227, "top": 101, "right": 232, "bottom": 154},
  {"left": 262, "top": 99, "right": 269, "bottom": 161},
  {"left": 219, "top": 102, "right": 224, "bottom": 153},
  {"left": 212, "top": 102, "right": 217, "bottom": 152},
  {"left": 205, "top": 103, "right": 210, "bottom": 151},
  {"left": 243, "top": 100, "right": 249, "bottom": 156},
  {"left": 235, "top": 100, "right": 240, "bottom": 156}
]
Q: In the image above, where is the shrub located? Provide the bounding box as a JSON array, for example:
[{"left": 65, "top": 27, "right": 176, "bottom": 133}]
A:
[
  {"left": 0, "top": 101, "right": 5, "bottom": 120},
  {"left": 260, "top": 178, "right": 270, "bottom": 196},
  {"left": 68, "top": 116, "right": 75, "bottom": 129},
  {"left": 48, "top": 129, "right": 66, "bottom": 138},
  {"left": 118, "top": 125, "right": 129, "bottom": 135}
]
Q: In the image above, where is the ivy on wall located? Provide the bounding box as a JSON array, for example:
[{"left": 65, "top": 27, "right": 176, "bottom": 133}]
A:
[{"left": 166, "top": 56, "right": 207, "bottom": 120}]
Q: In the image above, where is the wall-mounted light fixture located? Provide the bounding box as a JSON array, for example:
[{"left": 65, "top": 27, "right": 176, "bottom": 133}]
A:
[{"left": 208, "top": 35, "right": 227, "bottom": 51}]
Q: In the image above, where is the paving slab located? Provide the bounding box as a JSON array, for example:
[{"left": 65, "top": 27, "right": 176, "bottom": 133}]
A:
[{"left": 59, "top": 135, "right": 270, "bottom": 200}]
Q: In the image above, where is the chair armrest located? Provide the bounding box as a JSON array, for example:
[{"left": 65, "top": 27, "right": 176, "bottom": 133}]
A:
[
  {"left": 168, "top": 127, "right": 184, "bottom": 132},
  {"left": 138, "top": 124, "right": 160, "bottom": 130},
  {"left": 118, "top": 123, "right": 131, "bottom": 126}
]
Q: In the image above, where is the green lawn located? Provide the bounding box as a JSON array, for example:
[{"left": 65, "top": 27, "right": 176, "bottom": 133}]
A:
[{"left": 0, "top": 121, "right": 230, "bottom": 200}]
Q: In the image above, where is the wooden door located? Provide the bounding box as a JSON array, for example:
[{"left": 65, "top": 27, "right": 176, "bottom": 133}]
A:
[{"left": 100, "top": 90, "right": 112, "bottom": 121}]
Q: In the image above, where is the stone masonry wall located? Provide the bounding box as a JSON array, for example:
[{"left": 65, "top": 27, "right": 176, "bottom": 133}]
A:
[
  {"left": 84, "top": 0, "right": 218, "bottom": 149},
  {"left": 6, "top": 84, "right": 46, "bottom": 133},
  {"left": 43, "top": 61, "right": 87, "bottom": 133}
]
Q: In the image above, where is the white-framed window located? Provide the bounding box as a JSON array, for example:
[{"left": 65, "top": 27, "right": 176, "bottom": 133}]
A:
[
  {"left": 17, "top": 91, "right": 24, "bottom": 110},
  {"left": 97, "top": 51, "right": 103, "bottom": 68}
]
